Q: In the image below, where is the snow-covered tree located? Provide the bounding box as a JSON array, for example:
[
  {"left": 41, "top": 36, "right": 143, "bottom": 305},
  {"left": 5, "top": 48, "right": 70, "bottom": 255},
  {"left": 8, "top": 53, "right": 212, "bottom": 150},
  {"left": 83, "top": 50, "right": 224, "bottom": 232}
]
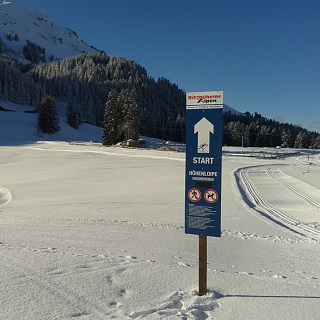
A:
[
  {"left": 122, "top": 89, "right": 139, "bottom": 141},
  {"left": 294, "top": 131, "right": 308, "bottom": 149},
  {"left": 0, "top": 54, "right": 41, "bottom": 105},
  {"left": 255, "top": 125, "right": 270, "bottom": 147},
  {"left": 28, "top": 53, "right": 185, "bottom": 140},
  {"left": 102, "top": 90, "right": 120, "bottom": 145},
  {"left": 281, "top": 130, "right": 292, "bottom": 148},
  {"left": 312, "top": 136, "right": 320, "bottom": 149},
  {"left": 37, "top": 95, "right": 60, "bottom": 134}
]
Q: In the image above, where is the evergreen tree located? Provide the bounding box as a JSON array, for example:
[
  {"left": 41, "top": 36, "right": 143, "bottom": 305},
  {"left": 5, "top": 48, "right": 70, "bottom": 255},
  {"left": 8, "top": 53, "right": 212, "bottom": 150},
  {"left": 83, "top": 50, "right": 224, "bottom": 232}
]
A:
[
  {"left": 28, "top": 52, "right": 185, "bottom": 138},
  {"left": 22, "top": 40, "right": 46, "bottom": 64},
  {"left": 294, "top": 131, "right": 308, "bottom": 149},
  {"left": 243, "top": 125, "right": 250, "bottom": 147},
  {"left": 270, "top": 127, "right": 281, "bottom": 147},
  {"left": 102, "top": 90, "right": 120, "bottom": 145},
  {"left": 67, "top": 102, "right": 80, "bottom": 129},
  {"left": 248, "top": 122, "right": 259, "bottom": 147},
  {"left": 0, "top": 38, "right": 4, "bottom": 53},
  {"left": 117, "top": 89, "right": 128, "bottom": 141},
  {"left": 312, "top": 136, "right": 320, "bottom": 149},
  {"left": 281, "top": 129, "right": 292, "bottom": 148},
  {"left": 228, "top": 121, "right": 245, "bottom": 146},
  {"left": 255, "top": 125, "right": 270, "bottom": 147},
  {"left": 173, "top": 114, "right": 185, "bottom": 143},
  {"left": 0, "top": 54, "right": 41, "bottom": 106},
  {"left": 223, "top": 124, "right": 231, "bottom": 146},
  {"left": 123, "top": 89, "right": 140, "bottom": 141},
  {"left": 38, "top": 96, "right": 60, "bottom": 134},
  {"left": 6, "top": 32, "right": 12, "bottom": 41}
]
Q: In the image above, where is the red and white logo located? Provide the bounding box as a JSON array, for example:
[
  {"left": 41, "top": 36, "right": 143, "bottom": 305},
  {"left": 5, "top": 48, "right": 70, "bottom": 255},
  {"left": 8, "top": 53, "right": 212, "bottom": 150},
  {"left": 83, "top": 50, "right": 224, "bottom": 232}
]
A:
[
  {"left": 188, "top": 188, "right": 201, "bottom": 202},
  {"left": 204, "top": 189, "right": 218, "bottom": 203}
]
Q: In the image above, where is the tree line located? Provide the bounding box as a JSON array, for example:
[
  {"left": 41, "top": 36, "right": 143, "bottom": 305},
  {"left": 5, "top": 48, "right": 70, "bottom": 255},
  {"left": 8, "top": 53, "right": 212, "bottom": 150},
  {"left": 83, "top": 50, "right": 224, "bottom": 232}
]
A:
[
  {"left": 223, "top": 111, "right": 320, "bottom": 149},
  {"left": 28, "top": 52, "right": 186, "bottom": 142},
  {"left": 0, "top": 46, "right": 319, "bottom": 148},
  {"left": 102, "top": 89, "right": 139, "bottom": 145}
]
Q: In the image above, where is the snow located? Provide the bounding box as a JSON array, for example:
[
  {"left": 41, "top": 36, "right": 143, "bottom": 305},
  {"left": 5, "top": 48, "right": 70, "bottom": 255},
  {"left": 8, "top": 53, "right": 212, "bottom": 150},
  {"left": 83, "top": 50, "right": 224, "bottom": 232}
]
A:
[
  {"left": 0, "top": 2, "right": 97, "bottom": 61},
  {"left": 1, "top": 101, "right": 320, "bottom": 319},
  {"left": 0, "top": 101, "right": 103, "bottom": 145}
]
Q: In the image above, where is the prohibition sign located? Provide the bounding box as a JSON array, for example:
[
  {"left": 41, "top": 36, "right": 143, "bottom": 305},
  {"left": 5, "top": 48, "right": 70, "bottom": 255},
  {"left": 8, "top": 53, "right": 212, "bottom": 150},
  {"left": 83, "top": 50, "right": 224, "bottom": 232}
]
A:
[
  {"left": 188, "top": 188, "right": 201, "bottom": 202},
  {"left": 204, "top": 189, "right": 218, "bottom": 204}
]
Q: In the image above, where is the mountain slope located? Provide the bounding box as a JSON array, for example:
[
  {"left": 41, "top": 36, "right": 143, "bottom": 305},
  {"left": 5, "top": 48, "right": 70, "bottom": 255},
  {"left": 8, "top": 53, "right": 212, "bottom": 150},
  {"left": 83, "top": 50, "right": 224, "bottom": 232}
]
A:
[
  {"left": 0, "top": 2, "right": 97, "bottom": 62},
  {"left": 0, "top": 100, "right": 103, "bottom": 145},
  {"left": 0, "top": 2, "right": 250, "bottom": 145},
  {"left": 223, "top": 103, "right": 242, "bottom": 115}
]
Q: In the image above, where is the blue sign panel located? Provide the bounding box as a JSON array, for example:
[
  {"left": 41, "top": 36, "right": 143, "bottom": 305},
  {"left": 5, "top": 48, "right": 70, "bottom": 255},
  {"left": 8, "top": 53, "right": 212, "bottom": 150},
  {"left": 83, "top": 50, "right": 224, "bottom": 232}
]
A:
[{"left": 185, "top": 91, "right": 223, "bottom": 237}]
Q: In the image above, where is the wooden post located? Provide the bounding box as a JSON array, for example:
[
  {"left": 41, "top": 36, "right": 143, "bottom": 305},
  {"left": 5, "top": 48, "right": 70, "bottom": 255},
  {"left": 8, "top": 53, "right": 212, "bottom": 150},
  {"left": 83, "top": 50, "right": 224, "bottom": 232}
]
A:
[{"left": 199, "top": 235, "right": 207, "bottom": 296}]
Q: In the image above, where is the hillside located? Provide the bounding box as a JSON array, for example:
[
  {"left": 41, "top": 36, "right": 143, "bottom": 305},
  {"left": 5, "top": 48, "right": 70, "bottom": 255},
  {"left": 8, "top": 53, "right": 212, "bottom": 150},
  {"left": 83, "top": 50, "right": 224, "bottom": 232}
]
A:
[
  {"left": 0, "top": 2, "right": 188, "bottom": 142},
  {"left": 0, "top": 100, "right": 103, "bottom": 145},
  {"left": 0, "top": 2, "right": 97, "bottom": 62},
  {"left": 0, "top": 1, "right": 242, "bottom": 145}
]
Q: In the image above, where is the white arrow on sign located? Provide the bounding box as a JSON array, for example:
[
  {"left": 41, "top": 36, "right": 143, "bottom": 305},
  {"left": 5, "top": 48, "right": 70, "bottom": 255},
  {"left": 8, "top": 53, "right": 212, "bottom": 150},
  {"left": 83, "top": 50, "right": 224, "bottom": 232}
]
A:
[{"left": 194, "top": 117, "right": 214, "bottom": 153}]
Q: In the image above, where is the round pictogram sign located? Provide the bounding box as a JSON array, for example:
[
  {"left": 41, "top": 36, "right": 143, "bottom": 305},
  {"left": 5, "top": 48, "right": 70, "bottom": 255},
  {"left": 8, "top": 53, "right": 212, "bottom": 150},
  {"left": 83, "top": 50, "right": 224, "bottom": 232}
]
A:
[
  {"left": 188, "top": 188, "right": 201, "bottom": 202},
  {"left": 204, "top": 189, "right": 218, "bottom": 204}
]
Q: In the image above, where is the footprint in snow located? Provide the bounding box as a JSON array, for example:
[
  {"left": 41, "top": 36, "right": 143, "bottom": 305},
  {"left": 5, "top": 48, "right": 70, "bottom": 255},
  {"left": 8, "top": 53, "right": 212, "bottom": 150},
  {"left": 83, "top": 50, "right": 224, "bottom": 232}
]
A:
[{"left": 129, "top": 290, "right": 220, "bottom": 319}]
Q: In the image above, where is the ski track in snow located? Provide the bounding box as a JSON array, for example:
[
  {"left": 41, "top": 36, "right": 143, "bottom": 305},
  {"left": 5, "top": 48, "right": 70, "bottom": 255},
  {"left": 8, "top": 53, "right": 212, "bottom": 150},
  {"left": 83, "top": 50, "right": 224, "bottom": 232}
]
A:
[
  {"left": 267, "top": 168, "right": 320, "bottom": 208},
  {"left": 238, "top": 167, "right": 320, "bottom": 240}
]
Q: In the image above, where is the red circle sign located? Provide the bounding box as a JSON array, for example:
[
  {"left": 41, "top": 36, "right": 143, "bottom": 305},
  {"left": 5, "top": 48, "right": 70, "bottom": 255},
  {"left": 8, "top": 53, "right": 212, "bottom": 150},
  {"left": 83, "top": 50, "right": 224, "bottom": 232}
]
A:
[
  {"left": 204, "top": 189, "right": 218, "bottom": 203},
  {"left": 188, "top": 188, "right": 201, "bottom": 202}
]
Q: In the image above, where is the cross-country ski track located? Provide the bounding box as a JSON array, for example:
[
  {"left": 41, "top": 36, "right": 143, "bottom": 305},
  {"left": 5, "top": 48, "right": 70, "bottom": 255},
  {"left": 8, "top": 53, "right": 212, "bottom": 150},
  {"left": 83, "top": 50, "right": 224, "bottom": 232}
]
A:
[{"left": 238, "top": 167, "right": 320, "bottom": 240}]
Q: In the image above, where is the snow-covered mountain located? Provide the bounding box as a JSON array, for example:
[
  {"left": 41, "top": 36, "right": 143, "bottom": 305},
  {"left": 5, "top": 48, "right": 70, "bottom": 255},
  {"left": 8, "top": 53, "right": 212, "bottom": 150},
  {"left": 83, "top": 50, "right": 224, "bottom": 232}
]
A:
[
  {"left": 0, "top": 2, "right": 242, "bottom": 116},
  {"left": 0, "top": 1, "right": 98, "bottom": 62},
  {"left": 0, "top": 1, "right": 247, "bottom": 145},
  {"left": 223, "top": 103, "right": 242, "bottom": 115}
]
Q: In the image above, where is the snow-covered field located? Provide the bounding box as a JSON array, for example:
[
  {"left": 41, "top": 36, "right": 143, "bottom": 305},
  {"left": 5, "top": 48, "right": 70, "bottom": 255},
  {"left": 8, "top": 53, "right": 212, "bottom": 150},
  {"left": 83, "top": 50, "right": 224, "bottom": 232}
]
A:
[{"left": 1, "top": 102, "right": 320, "bottom": 319}]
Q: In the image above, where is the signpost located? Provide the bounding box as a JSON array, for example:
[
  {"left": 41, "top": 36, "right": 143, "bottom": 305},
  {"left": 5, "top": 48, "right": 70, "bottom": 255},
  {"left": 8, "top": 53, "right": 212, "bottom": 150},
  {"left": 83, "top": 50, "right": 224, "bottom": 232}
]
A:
[{"left": 185, "top": 91, "right": 223, "bottom": 295}]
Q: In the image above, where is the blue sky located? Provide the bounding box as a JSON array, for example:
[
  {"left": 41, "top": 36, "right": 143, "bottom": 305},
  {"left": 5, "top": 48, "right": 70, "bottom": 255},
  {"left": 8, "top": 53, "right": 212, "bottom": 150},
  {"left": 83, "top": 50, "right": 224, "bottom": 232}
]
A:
[{"left": 12, "top": 0, "right": 320, "bottom": 133}]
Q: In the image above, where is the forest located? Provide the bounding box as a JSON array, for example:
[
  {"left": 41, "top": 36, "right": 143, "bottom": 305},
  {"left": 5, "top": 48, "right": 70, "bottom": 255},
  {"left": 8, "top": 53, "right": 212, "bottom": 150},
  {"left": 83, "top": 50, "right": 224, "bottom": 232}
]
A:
[
  {"left": 0, "top": 44, "right": 319, "bottom": 148},
  {"left": 223, "top": 111, "right": 320, "bottom": 149}
]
